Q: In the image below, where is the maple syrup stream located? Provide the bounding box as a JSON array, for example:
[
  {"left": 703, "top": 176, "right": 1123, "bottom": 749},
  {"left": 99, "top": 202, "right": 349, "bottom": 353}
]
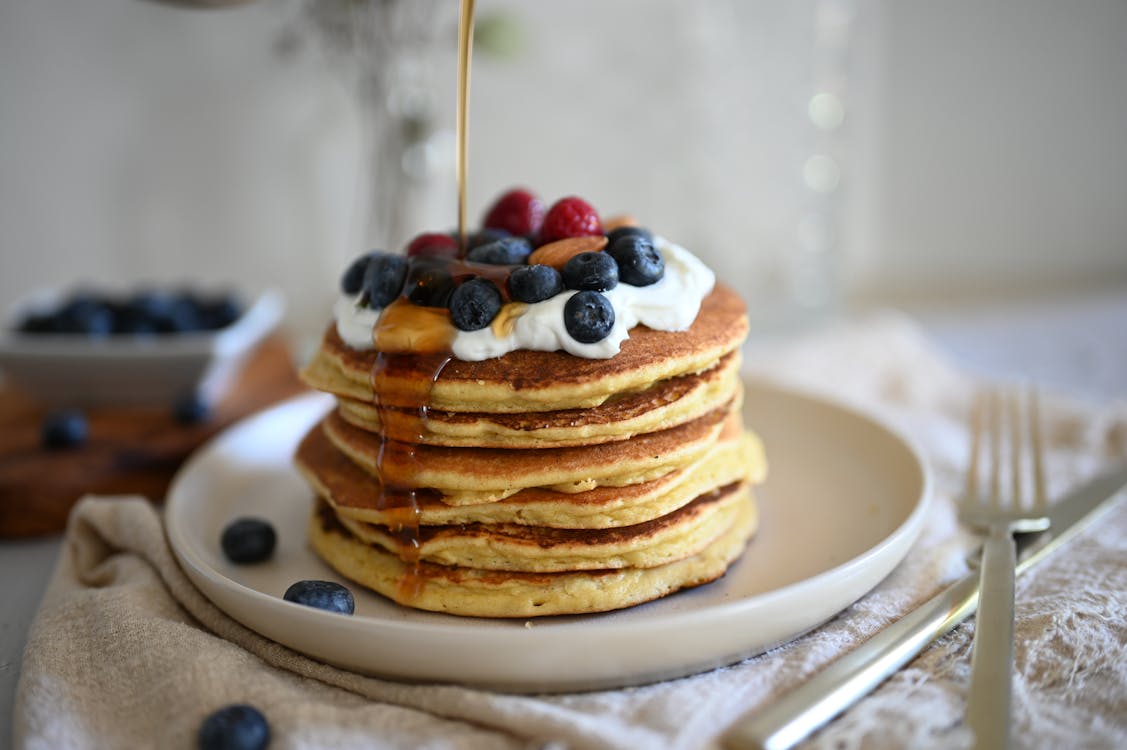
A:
[
  {"left": 370, "top": 0, "right": 474, "bottom": 603},
  {"left": 456, "top": 0, "right": 476, "bottom": 254}
]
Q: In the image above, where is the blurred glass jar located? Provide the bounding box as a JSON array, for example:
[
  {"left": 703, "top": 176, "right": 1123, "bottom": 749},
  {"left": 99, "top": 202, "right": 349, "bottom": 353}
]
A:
[
  {"left": 661, "top": 0, "right": 856, "bottom": 335},
  {"left": 277, "top": 0, "right": 460, "bottom": 254},
  {"left": 276, "top": 0, "right": 854, "bottom": 335},
  {"left": 464, "top": 0, "right": 856, "bottom": 336}
]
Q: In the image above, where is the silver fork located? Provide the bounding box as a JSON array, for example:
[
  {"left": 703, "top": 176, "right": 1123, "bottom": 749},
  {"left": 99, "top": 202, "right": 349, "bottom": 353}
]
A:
[{"left": 958, "top": 386, "right": 1051, "bottom": 749}]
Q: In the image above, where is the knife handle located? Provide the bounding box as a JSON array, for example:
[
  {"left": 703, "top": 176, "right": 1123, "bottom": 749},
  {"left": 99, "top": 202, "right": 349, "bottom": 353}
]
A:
[
  {"left": 719, "top": 575, "right": 979, "bottom": 750},
  {"left": 718, "top": 465, "right": 1127, "bottom": 750}
]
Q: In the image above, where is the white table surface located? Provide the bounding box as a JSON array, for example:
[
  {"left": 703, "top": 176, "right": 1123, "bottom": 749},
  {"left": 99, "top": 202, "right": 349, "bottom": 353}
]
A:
[{"left": 3, "top": 286, "right": 1126, "bottom": 749}]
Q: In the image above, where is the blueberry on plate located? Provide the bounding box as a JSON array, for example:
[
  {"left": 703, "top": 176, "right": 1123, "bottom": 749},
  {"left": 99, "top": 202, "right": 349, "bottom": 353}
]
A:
[
  {"left": 606, "top": 225, "right": 654, "bottom": 247},
  {"left": 466, "top": 237, "right": 532, "bottom": 265},
  {"left": 404, "top": 262, "right": 456, "bottom": 308},
  {"left": 564, "top": 290, "right": 615, "bottom": 344},
  {"left": 607, "top": 235, "right": 665, "bottom": 286},
  {"left": 362, "top": 253, "right": 409, "bottom": 308},
  {"left": 508, "top": 264, "right": 563, "bottom": 304},
  {"left": 41, "top": 409, "right": 88, "bottom": 450},
  {"left": 562, "top": 252, "right": 618, "bottom": 292},
  {"left": 220, "top": 518, "right": 276, "bottom": 564},
  {"left": 197, "top": 704, "right": 270, "bottom": 750},
  {"left": 283, "top": 580, "right": 355, "bottom": 615},
  {"left": 448, "top": 278, "right": 503, "bottom": 331},
  {"left": 340, "top": 252, "right": 375, "bottom": 295}
]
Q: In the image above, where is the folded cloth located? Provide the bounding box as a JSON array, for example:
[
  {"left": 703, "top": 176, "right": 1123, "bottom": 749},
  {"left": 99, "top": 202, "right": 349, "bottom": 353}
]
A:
[{"left": 14, "top": 314, "right": 1127, "bottom": 750}]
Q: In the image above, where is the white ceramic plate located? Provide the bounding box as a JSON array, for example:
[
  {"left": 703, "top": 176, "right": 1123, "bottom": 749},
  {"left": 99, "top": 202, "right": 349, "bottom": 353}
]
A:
[{"left": 166, "top": 379, "right": 930, "bottom": 693}]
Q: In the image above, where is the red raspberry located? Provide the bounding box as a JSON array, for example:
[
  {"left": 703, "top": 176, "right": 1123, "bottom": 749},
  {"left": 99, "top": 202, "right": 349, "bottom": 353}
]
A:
[
  {"left": 405, "top": 232, "right": 459, "bottom": 259},
  {"left": 538, "top": 196, "right": 603, "bottom": 245},
  {"left": 482, "top": 188, "right": 546, "bottom": 237}
]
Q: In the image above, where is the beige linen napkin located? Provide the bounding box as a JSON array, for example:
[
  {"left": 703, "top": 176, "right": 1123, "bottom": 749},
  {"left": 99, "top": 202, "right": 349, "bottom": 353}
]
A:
[{"left": 14, "top": 314, "right": 1127, "bottom": 750}]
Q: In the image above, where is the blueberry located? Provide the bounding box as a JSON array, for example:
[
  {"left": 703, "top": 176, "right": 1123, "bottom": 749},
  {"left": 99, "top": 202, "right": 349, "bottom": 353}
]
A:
[
  {"left": 197, "top": 704, "right": 270, "bottom": 750},
  {"left": 606, "top": 225, "right": 654, "bottom": 246},
  {"left": 283, "top": 580, "right": 355, "bottom": 615},
  {"left": 466, "top": 237, "right": 532, "bottom": 265},
  {"left": 563, "top": 291, "right": 615, "bottom": 344},
  {"left": 562, "top": 252, "right": 618, "bottom": 292},
  {"left": 128, "top": 288, "right": 175, "bottom": 318},
  {"left": 362, "top": 253, "right": 409, "bottom": 308},
  {"left": 174, "top": 392, "right": 211, "bottom": 424},
  {"left": 198, "top": 293, "right": 243, "bottom": 330},
  {"left": 466, "top": 227, "right": 512, "bottom": 249},
  {"left": 112, "top": 295, "right": 159, "bottom": 335},
  {"left": 404, "top": 262, "right": 455, "bottom": 308},
  {"left": 508, "top": 264, "right": 563, "bottom": 303},
  {"left": 448, "top": 278, "right": 503, "bottom": 331},
  {"left": 56, "top": 296, "right": 114, "bottom": 336},
  {"left": 607, "top": 235, "right": 665, "bottom": 286},
  {"left": 17, "top": 312, "right": 58, "bottom": 334},
  {"left": 221, "top": 518, "right": 276, "bottom": 564},
  {"left": 154, "top": 292, "right": 204, "bottom": 333},
  {"left": 41, "top": 409, "right": 88, "bottom": 450},
  {"left": 340, "top": 252, "right": 374, "bottom": 295}
]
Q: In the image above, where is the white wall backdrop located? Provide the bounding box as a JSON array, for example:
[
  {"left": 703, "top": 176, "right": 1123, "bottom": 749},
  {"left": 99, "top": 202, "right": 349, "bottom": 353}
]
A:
[
  {"left": 865, "top": 0, "right": 1127, "bottom": 301},
  {"left": 1, "top": 0, "right": 1124, "bottom": 345}
]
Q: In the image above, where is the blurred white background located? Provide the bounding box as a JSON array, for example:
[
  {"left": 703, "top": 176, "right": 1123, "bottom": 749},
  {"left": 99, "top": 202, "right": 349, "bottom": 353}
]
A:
[{"left": 1, "top": 0, "right": 1125, "bottom": 347}]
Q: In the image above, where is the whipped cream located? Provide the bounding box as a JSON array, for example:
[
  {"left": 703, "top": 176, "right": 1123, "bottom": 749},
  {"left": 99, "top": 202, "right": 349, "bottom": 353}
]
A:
[{"left": 333, "top": 236, "right": 715, "bottom": 361}]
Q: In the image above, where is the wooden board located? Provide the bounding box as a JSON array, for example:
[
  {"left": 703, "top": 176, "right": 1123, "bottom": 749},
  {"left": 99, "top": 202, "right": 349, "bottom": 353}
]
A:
[{"left": 0, "top": 335, "right": 308, "bottom": 538}]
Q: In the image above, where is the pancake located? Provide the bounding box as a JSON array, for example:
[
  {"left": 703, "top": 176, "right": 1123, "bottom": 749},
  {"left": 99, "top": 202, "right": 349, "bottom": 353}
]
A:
[
  {"left": 295, "top": 419, "right": 766, "bottom": 528},
  {"left": 321, "top": 402, "right": 739, "bottom": 503},
  {"left": 334, "top": 482, "right": 750, "bottom": 572},
  {"left": 294, "top": 236, "right": 762, "bottom": 617},
  {"left": 308, "top": 491, "right": 758, "bottom": 618},
  {"left": 300, "top": 284, "right": 748, "bottom": 413},
  {"left": 333, "top": 350, "right": 742, "bottom": 449}
]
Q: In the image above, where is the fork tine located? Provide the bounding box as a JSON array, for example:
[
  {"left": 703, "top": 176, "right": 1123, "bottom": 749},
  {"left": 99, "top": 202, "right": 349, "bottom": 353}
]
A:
[
  {"left": 1008, "top": 389, "right": 1023, "bottom": 508},
  {"left": 1029, "top": 387, "right": 1048, "bottom": 515},
  {"left": 988, "top": 389, "right": 1002, "bottom": 510},
  {"left": 966, "top": 389, "right": 986, "bottom": 503}
]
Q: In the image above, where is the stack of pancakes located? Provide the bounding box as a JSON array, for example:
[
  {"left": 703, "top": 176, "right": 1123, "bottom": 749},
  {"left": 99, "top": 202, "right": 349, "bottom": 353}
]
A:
[{"left": 295, "top": 283, "right": 766, "bottom": 617}]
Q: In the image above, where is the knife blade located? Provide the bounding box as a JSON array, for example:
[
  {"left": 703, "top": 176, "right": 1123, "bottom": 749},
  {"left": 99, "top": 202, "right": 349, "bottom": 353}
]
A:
[{"left": 717, "top": 463, "right": 1127, "bottom": 750}]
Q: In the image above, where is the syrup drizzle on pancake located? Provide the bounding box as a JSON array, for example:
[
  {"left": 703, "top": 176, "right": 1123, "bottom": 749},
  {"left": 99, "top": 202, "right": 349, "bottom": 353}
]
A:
[{"left": 371, "top": 303, "right": 453, "bottom": 601}]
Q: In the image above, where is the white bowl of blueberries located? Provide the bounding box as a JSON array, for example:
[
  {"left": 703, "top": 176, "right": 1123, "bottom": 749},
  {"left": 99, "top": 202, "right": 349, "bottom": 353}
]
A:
[{"left": 0, "top": 285, "right": 284, "bottom": 408}]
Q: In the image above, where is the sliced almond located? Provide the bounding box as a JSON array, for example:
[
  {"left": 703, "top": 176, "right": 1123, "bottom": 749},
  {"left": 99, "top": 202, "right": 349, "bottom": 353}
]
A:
[
  {"left": 603, "top": 214, "right": 639, "bottom": 232},
  {"left": 527, "top": 235, "right": 608, "bottom": 270},
  {"left": 491, "top": 302, "right": 529, "bottom": 338}
]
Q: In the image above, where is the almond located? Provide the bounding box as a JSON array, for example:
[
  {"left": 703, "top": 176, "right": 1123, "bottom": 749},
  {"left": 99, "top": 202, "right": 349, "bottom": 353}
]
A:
[
  {"left": 602, "top": 214, "right": 638, "bottom": 232},
  {"left": 491, "top": 302, "right": 529, "bottom": 338},
  {"left": 527, "top": 235, "right": 608, "bottom": 270}
]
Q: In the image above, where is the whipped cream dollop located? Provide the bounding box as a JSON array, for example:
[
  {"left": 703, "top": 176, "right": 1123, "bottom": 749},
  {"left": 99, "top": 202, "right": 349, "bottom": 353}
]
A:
[{"left": 333, "top": 236, "right": 715, "bottom": 361}]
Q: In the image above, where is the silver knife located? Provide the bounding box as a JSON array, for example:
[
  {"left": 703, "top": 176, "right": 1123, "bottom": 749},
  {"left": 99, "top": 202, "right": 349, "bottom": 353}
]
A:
[{"left": 717, "top": 463, "right": 1127, "bottom": 750}]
